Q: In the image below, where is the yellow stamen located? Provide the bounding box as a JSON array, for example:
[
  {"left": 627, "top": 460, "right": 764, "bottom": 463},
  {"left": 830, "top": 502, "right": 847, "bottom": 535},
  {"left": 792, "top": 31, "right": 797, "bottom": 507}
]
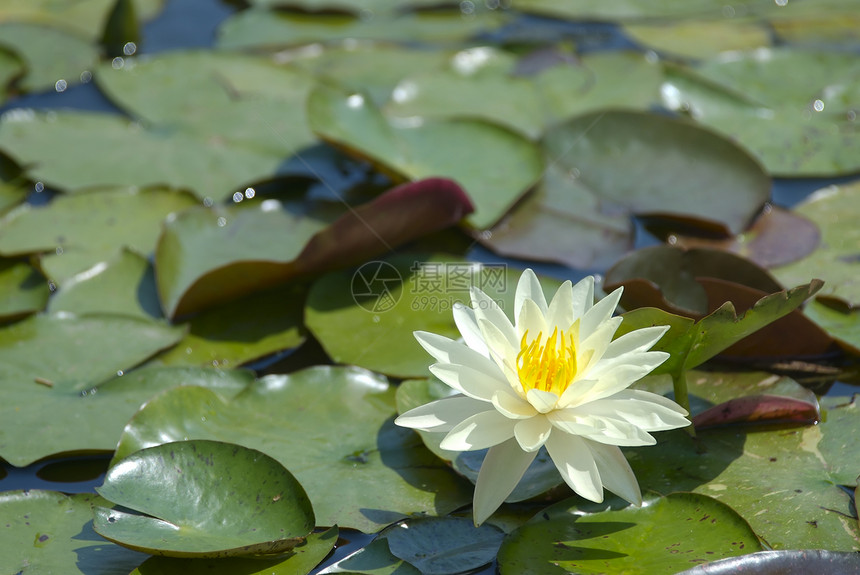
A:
[{"left": 516, "top": 328, "right": 577, "bottom": 396}]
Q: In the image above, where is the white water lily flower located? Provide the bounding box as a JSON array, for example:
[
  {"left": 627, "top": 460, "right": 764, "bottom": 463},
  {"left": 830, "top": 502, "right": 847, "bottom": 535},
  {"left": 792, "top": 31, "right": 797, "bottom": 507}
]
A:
[{"left": 395, "top": 269, "right": 689, "bottom": 525}]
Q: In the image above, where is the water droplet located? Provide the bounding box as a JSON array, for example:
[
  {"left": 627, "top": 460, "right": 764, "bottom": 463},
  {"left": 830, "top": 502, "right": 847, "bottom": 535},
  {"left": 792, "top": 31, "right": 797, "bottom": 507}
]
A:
[
  {"left": 116, "top": 370, "right": 124, "bottom": 377},
  {"left": 203, "top": 197, "right": 214, "bottom": 207},
  {"left": 55, "top": 246, "right": 63, "bottom": 255},
  {"left": 568, "top": 167, "right": 581, "bottom": 179},
  {"left": 123, "top": 42, "right": 137, "bottom": 56},
  {"left": 848, "top": 110, "right": 857, "bottom": 121},
  {"left": 346, "top": 94, "right": 365, "bottom": 109},
  {"left": 232, "top": 191, "right": 244, "bottom": 203},
  {"left": 722, "top": 5, "right": 735, "bottom": 17},
  {"left": 244, "top": 187, "right": 255, "bottom": 199},
  {"left": 485, "top": 0, "right": 500, "bottom": 8},
  {"left": 48, "top": 282, "right": 56, "bottom": 292},
  {"left": 80, "top": 70, "right": 92, "bottom": 83},
  {"left": 54, "top": 79, "right": 67, "bottom": 93},
  {"left": 812, "top": 99, "right": 825, "bottom": 112},
  {"left": 460, "top": 0, "right": 475, "bottom": 14},
  {"left": 774, "top": 0, "right": 788, "bottom": 5},
  {"left": 217, "top": 216, "right": 227, "bottom": 227},
  {"left": 645, "top": 50, "right": 659, "bottom": 64},
  {"left": 185, "top": 347, "right": 193, "bottom": 354},
  {"left": 34, "top": 181, "right": 44, "bottom": 193},
  {"left": 111, "top": 57, "right": 125, "bottom": 70}
]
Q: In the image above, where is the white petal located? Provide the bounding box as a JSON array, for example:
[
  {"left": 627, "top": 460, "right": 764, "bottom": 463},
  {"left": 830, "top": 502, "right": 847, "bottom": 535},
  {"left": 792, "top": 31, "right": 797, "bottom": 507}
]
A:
[
  {"left": 570, "top": 275, "right": 595, "bottom": 320},
  {"left": 430, "top": 362, "right": 510, "bottom": 402},
  {"left": 546, "top": 280, "right": 574, "bottom": 331},
  {"left": 395, "top": 395, "right": 488, "bottom": 431},
  {"left": 577, "top": 316, "right": 622, "bottom": 372},
  {"left": 613, "top": 389, "right": 688, "bottom": 415},
  {"left": 586, "top": 442, "right": 642, "bottom": 505},
  {"left": 414, "top": 331, "right": 503, "bottom": 379},
  {"left": 473, "top": 439, "right": 537, "bottom": 525},
  {"left": 471, "top": 286, "right": 517, "bottom": 347},
  {"left": 574, "top": 414, "right": 657, "bottom": 446},
  {"left": 602, "top": 325, "right": 669, "bottom": 360},
  {"left": 515, "top": 269, "right": 548, "bottom": 320},
  {"left": 584, "top": 355, "right": 670, "bottom": 401},
  {"left": 557, "top": 378, "right": 601, "bottom": 409},
  {"left": 526, "top": 388, "right": 559, "bottom": 413},
  {"left": 580, "top": 286, "right": 622, "bottom": 340},
  {"left": 514, "top": 415, "right": 552, "bottom": 451},
  {"left": 546, "top": 409, "right": 601, "bottom": 435},
  {"left": 440, "top": 410, "right": 516, "bottom": 451},
  {"left": 516, "top": 298, "right": 547, "bottom": 342},
  {"left": 477, "top": 318, "right": 520, "bottom": 389},
  {"left": 453, "top": 303, "right": 489, "bottom": 357},
  {"left": 545, "top": 432, "right": 603, "bottom": 503},
  {"left": 492, "top": 391, "right": 536, "bottom": 419},
  {"left": 583, "top": 394, "right": 690, "bottom": 431}
]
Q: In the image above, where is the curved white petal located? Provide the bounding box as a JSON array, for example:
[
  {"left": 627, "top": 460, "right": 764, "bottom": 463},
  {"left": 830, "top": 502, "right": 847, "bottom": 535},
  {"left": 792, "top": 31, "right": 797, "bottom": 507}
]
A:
[
  {"left": 516, "top": 298, "right": 547, "bottom": 342},
  {"left": 569, "top": 275, "right": 595, "bottom": 321},
  {"left": 477, "top": 318, "right": 520, "bottom": 388},
  {"left": 430, "top": 362, "right": 511, "bottom": 402},
  {"left": 452, "top": 303, "right": 489, "bottom": 357},
  {"left": 473, "top": 439, "right": 537, "bottom": 525},
  {"left": 545, "top": 432, "right": 603, "bottom": 503},
  {"left": 526, "top": 388, "right": 559, "bottom": 414},
  {"left": 612, "top": 389, "right": 688, "bottom": 415},
  {"left": 584, "top": 356, "right": 670, "bottom": 402},
  {"left": 557, "top": 378, "right": 601, "bottom": 409},
  {"left": 586, "top": 442, "right": 642, "bottom": 505},
  {"left": 582, "top": 395, "right": 690, "bottom": 432},
  {"left": 492, "top": 390, "right": 536, "bottom": 419},
  {"left": 577, "top": 316, "right": 622, "bottom": 372},
  {"left": 546, "top": 280, "right": 574, "bottom": 331},
  {"left": 515, "top": 269, "right": 547, "bottom": 320},
  {"left": 580, "top": 286, "right": 622, "bottom": 340},
  {"left": 514, "top": 415, "right": 552, "bottom": 451},
  {"left": 574, "top": 414, "right": 657, "bottom": 446},
  {"left": 546, "top": 409, "right": 602, "bottom": 435},
  {"left": 471, "top": 286, "right": 517, "bottom": 347},
  {"left": 415, "top": 331, "right": 503, "bottom": 379},
  {"left": 395, "top": 395, "right": 489, "bottom": 431},
  {"left": 602, "top": 325, "right": 669, "bottom": 360},
  {"left": 440, "top": 410, "right": 516, "bottom": 451}
]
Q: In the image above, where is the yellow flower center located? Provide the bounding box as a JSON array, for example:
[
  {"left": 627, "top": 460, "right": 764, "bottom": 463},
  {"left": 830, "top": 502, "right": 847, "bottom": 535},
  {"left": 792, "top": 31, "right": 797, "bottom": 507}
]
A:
[{"left": 516, "top": 327, "right": 577, "bottom": 396}]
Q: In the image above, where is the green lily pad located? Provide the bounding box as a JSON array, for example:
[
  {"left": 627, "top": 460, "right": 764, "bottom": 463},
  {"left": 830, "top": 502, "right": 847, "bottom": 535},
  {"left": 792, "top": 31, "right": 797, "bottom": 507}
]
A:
[
  {"left": 111, "top": 365, "right": 472, "bottom": 533},
  {"left": 0, "top": 22, "right": 98, "bottom": 92},
  {"left": 217, "top": 8, "right": 508, "bottom": 50},
  {"left": 497, "top": 492, "right": 762, "bottom": 575},
  {"left": 308, "top": 83, "right": 542, "bottom": 230},
  {"left": 0, "top": 490, "right": 147, "bottom": 574},
  {"left": 95, "top": 440, "right": 315, "bottom": 557},
  {"left": 677, "top": 550, "right": 860, "bottom": 575},
  {"left": 0, "top": 355, "right": 252, "bottom": 468},
  {"left": 803, "top": 299, "right": 860, "bottom": 355},
  {"left": 0, "top": 186, "right": 198, "bottom": 284},
  {"left": 662, "top": 49, "right": 860, "bottom": 176},
  {"left": 306, "top": 255, "right": 558, "bottom": 378},
  {"left": 319, "top": 537, "right": 420, "bottom": 575},
  {"left": 129, "top": 526, "right": 339, "bottom": 575},
  {"left": 481, "top": 109, "right": 769, "bottom": 269},
  {"left": 152, "top": 283, "right": 306, "bottom": 368},
  {"left": 0, "top": 0, "right": 164, "bottom": 41},
  {"left": 0, "top": 258, "right": 48, "bottom": 322},
  {"left": 771, "top": 180, "right": 860, "bottom": 309},
  {"left": 622, "top": 19, "right": 771, "bottom": 60},
  {"left": 0, "top": 46, "right": 22, "bottom": 104},
  {"left": 95, "top": 51, "right": 317, "bottom": 158},
  {"left": 0, "top": 109, "right": 286, "bottom": 202},
  {"left": 48, "top": 248, "right": 160, "bottom": 319},
  {"left": 383, "top": 517, "right": 505, "bottom": 575},
  {"left": 513, "top": 0, "right": 758, "bottom": 21}
]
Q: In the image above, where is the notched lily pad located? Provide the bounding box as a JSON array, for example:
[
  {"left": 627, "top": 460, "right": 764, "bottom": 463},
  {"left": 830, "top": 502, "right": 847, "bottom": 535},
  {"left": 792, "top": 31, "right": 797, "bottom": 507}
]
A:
[
  {"left": 0, "top": 258, "right": 49, "bottom": 322},
  {"left": 95, "top": 440, "right": 315, "bottom": 558}
]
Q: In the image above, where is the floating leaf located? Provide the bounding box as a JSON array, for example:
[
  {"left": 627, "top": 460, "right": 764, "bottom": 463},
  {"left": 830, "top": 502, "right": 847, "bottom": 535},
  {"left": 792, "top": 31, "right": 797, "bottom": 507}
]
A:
[
  {"left": 101, "top": 0, "right": 139, "bottom": 58},
  {"left": 771, "top": 181, "right": 860, "bottom": 309},
  {"left": 497, "top": 492, "right": 762, "bottom": 575},
  {"left": 0, "top": 47, "right": 22, "bottom": 106},
  {"left": 112, "top": 366, "right": 472, "bottom": 533},
  {"left": 0, "top": 258, "right": 48, "bottom": 322},
  {"left": 676, "top": 549, "right": 860, "bottom": 575},
  {"left": 0, "top": 0, "right": 165, "bottom": 41},
  {"left": 0, "top": 358, "right": 250, "bottom": 467},
  {"left": 0, "top": 22, "right": 99, "bottom": 92},
  {"left": 623, "top": 19, "right": 770, "bottom": 60},
  {"left": 383, "top": 517, "right": 505, "bottom": 575},
  {"left": 319, "top": 537, "right": 419, "bottom": 575},
  {"left": 95, "top": 440, "right": 315, "bottom": 557},
  {"left": 130, "top": 526, "right": 339, "bottom": 575},
  {"left": 0, "top": 186, "right": 198, "bottom": 284},
  {"left": 692, "top": 394, "right": 820, "bottom": 429},
  {"left": 0, "top": 490, "right": 147, "bottom": 574},
  {"left": 308, "top": 83, "right": 542, "bottom": 230},
  {"left": 804, "top": 299, "right": 860, "bottom": 355}
]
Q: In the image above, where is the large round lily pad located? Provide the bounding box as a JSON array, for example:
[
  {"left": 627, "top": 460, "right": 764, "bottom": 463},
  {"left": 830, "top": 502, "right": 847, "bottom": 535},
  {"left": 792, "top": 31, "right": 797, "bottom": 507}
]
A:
[
  {"left": 112, "top": 365, "right": 472, "bottom": 533},
  {"left": 95, "top": 440, "right": 315, "bottom": 557}
]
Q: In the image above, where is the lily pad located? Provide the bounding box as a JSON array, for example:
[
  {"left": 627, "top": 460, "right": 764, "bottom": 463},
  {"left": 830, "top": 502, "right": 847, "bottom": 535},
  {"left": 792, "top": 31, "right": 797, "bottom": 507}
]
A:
[
  {"left": 803, "top": 299, "right": 860, "bottom": 355},
  {"left": 497, "top": 492, "right": 762, "bottom": 575},
  {"left": 0, "top": 0, "right": 165, "bottom": 41},
  {"left": 622, "top": 19, "right": 771, "bottom": 60},
  {"left": 0, "top": 109, "right": 286, "bottom": 202},
  {"left": 95, "top": 440, "right": 315, "bottom": 557},
  {"left": 129, "top": 526, "right": 339, "bottom": 574},
  {"left": 677, "top": 549, "right": 860, "bottom": 575},
  {"left": 0, "top": 490, "right": 147, "bottom": 574},
  {"left": 0, "top": 186, "right": 198, "bottom": 284},
  {"left": 111, "top": 365, "right": 472, "bottom": 533},
  {"left": 319, "top": 537, "right": 420, "bottom": 575},
  {"left": 0, "top": 360, "right": 251, "bottom": 467},
  {"left": 383, "top": 517, "right": 505, "bottom": 575},
  {"left": 0, "top": 22, "right": 99, "bottom": 92},
  {"left": 308, "top": 83, "right": 542, "bottom": 230},
  {"left": 771, "top": 181, "right": 860, "bottom": 309},
  {"left": 0, "top": 258, "right": 49, "bottom": 322}
]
